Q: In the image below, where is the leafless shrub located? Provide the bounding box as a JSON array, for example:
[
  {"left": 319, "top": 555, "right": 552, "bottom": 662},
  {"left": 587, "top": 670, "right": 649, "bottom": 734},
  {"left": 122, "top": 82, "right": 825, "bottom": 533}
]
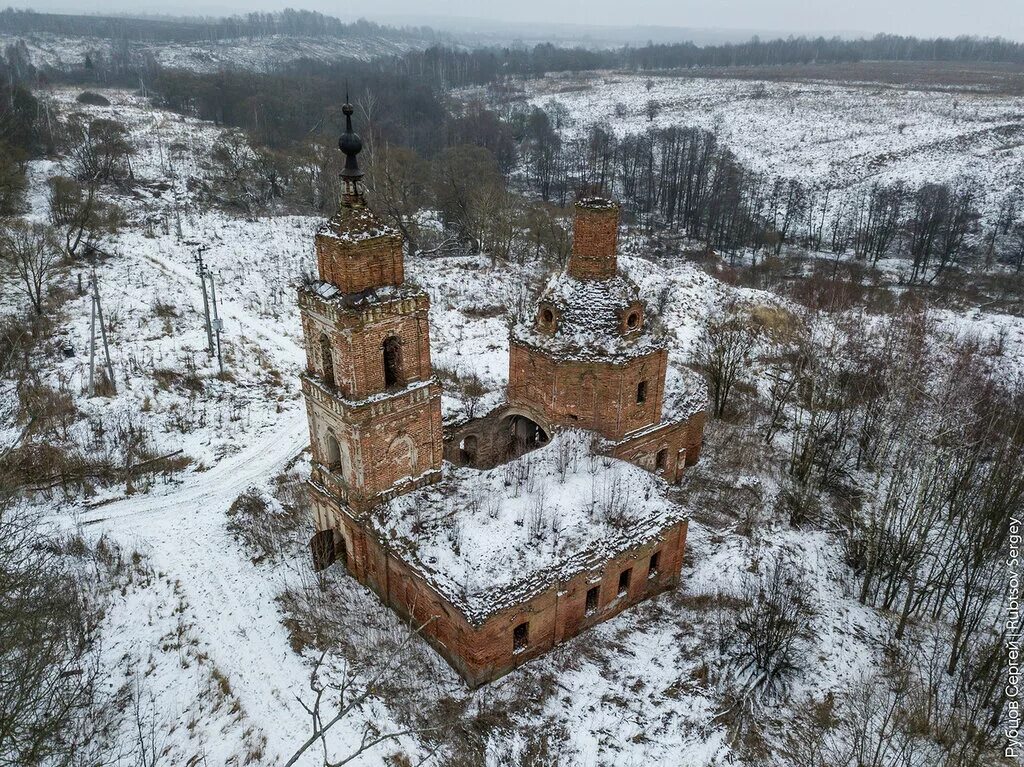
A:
[
  {"left": 724, "top": 558, "right": 813, "bottom": 716},
  {"left": 527, "top": 485, "right": 546, "bottom": 540},
  {"left": 226, "top": 486, "right": 304, "bottom": 563},
  {"left": 592, "top": 475, "right": 632, "bottom": 528}
]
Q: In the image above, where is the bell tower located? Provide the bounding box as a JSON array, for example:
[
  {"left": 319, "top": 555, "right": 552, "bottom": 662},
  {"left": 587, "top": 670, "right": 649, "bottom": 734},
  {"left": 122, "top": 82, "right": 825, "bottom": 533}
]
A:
[{"left": 299, "top": 100, "right": 442, "bottom": 526}]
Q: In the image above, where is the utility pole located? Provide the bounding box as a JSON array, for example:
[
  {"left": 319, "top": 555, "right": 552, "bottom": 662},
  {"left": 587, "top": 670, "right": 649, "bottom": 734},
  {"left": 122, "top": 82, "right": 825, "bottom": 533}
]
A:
[
  {"left": 206, "top": 269, "right": 224, "bottom": 376},
  {"left": 193, "top": 244, "right": 214, "bottom": 357},
  {"left": 88, "top": 272, "right": 116, "bottom": 397}
]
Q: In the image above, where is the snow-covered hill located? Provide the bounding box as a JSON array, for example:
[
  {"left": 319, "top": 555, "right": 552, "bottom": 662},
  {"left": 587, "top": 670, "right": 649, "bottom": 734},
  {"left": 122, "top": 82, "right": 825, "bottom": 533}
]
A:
[
  {"left": 0, "top": 30, "right": 435, "bottom": 73},
  {"left": 523, "top": 71, "right": 1024, "bottom": 228}
]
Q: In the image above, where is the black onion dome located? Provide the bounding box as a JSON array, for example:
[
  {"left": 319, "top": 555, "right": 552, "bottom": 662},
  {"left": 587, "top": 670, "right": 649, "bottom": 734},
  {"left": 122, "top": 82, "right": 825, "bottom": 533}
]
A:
[{"left": 339, "top": 101, "right": 363, "bottom": 178}]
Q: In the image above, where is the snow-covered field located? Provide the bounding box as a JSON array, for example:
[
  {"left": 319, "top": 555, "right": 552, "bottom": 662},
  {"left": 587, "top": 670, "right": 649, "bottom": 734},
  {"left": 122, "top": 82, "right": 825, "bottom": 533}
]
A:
[
  {"left": 525, "top": 72, "right": 1024, "bottom": 225},
  {"left": 4, "top": 86, "right": 1019, "bottom": 765}
]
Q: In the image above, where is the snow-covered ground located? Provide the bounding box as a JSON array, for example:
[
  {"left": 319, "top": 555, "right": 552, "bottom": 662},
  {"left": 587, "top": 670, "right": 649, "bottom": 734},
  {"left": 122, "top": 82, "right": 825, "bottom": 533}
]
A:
[
  {"left": 524, "top": 72, "right": 1024, "bottom": 226},
  {"left": 4, "top": 87, "right": 1019, "bottom": 765}
]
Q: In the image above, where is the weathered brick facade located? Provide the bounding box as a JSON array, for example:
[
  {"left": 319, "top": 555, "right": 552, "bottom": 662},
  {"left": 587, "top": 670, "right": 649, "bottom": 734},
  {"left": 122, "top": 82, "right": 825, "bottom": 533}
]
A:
[
  {"left": 315, "top": 211, "right": 405, "bottom": 294},
  {"left": 568, "top": 198, "right": 620, "bottom": 280},
  {"left": 508, "top": 343, "right": 668, "bottom": 440},
  {"left": 309, "top": 482, "right": 688, "bottom": 687},
  {"left": 298, "top": 108, "right": 705, "bottom": 687},
  {"left": 299, "top": 113, "right": 443, "bottom": 518},
  {"left": 506, "top": 197, "right": 706, "bottom": 485}
]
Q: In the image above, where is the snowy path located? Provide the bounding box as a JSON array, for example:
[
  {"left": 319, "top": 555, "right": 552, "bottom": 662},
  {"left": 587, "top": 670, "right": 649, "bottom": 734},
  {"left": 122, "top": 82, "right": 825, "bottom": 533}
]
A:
[
  {"left": 71, "top": 406, "right": 313, "bottom": 763},
  {"left": 66, "top": 234, "right": 322, "bottom": 761}
]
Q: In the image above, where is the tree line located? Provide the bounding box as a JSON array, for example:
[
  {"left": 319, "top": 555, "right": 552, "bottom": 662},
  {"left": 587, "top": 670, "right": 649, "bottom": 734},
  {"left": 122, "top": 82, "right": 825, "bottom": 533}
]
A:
[
  {"left": 516, "top": 109, "right": 1024, "bottom": 278},
  {"left": 0, "top": 8, "right": 440, "bottom": 44}
]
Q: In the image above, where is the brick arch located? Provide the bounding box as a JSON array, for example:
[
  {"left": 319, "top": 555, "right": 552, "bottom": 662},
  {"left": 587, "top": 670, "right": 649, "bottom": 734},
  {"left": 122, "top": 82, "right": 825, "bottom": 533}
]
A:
[
  {"left": 323, "top": 427, "right": 353, "bottom": 483},
  {"left": 500, "top": 405, "right": 553, "bottom": 439}
]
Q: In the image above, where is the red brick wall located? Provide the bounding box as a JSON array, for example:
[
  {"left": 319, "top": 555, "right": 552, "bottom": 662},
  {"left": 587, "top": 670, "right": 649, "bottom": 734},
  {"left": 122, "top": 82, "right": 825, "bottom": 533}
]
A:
[
  {"left": 568, "top": 201, "right": 620, "bottom": 281},
  {"left": 508, "top": 342, "right": 667, "bottom": 441},
  {"left": 310, "top": 483, "right": 689, "bottom": 687},
  {"left": 316, "top": 230, "right": 404, "bottom": 294},
  {"left": 611, "top": 412, "right": 706, "bottom": 484},
  {"left": 304, "top": 379, "right": 443, "bottom": 510},
  {"left": 300, "top": 293, "right": 433, "bottom": 401}
]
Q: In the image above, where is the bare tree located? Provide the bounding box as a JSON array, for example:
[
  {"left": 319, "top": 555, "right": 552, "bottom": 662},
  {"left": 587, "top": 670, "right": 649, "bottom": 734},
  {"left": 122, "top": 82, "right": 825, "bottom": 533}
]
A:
[
  {"left": 286, "top": 618, "right": 436, "bottom": 767},
  {"left": 695, "top": 303, "right": 759, "bottom": 419},
  {"left": 66, "top": 116, "right": 135, "bottom": 185},
  {"left": 0, "top": 220, "right": 62, "bottom": 315},
  {"left": 47, "top": 175, "right": 121, "bottom": 258},
  {"left": 365, "top": 143, "right": 429, "bottom": 253},
  {"left": 729, "top": 557, "right": 812, "bottom": 707}
]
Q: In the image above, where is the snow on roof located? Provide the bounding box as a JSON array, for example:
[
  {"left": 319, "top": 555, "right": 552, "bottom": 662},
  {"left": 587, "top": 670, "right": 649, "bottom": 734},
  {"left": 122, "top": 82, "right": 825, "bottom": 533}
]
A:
[
  {"left": 317, "top": 205, "right": 398, "bottom": 243},
  {"left": 511, "top": 270, "right": 663, "bottom": 362},
  {"left": 661, "top": 365, "right": 708, "bottom": 423},
  {"left": 577, "top": 196, "right": 618, "bottom": 210},
  {"left": 300, "top": 279, "right": 424, "bottom": 311},
  {"left": 371, "top": 430, "right": 688, "bottom": 625}
]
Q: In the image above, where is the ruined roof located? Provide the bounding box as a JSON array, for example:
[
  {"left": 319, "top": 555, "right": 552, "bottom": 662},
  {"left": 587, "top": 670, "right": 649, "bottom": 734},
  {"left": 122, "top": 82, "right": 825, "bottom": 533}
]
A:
[
  {"left": 576, "top": 196, "right": 619, "bottom": 210},
  {"left": 370, "top": 430, "right": 688, "bottom": 625},
  {"left": 317, "top": 205, "right": 397, "bottom": 244},
  {"left": 300, "top": 278, "right": 425, "bottom": 310},
  {"left": 511, "top": 270, "right": 664, "bottom": 362}
]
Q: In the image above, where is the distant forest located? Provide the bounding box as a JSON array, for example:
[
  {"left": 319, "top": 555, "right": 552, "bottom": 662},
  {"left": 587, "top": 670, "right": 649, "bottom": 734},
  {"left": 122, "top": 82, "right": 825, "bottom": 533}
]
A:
[
  {"left": 0, "top": 8, "right": 441, "bottom": 43},
  {"left": 1, "top": 8, "right": 1023, "bottom": 75},
  {"left": 395, "top": 35, "right": 1024, "bottom": 86},
  {"left": 0, "top": 9, "right": 1022, "bottom": 276}
]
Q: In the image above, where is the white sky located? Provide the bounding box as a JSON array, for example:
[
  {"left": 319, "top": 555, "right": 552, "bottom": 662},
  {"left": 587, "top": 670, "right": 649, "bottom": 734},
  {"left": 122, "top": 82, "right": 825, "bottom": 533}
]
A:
[{"left": 16, "top": 0, "right": 1024, "bottom": 42}]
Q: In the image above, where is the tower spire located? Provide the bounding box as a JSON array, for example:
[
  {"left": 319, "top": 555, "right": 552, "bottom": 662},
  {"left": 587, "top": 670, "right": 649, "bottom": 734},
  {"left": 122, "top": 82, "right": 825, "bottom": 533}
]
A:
[{"left": 338, "top": 94, "right": 364, "bottom": 207}]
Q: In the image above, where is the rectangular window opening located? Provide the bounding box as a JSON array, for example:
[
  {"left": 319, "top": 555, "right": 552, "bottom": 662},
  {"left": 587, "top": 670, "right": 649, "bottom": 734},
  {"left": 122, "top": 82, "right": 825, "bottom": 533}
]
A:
[
  {"left": 513, "top": 621, "right": 529, "bottom": 652},
  {"left": 585, "top": 585, "right": 600, "bottom": 616},
  {"left": 648, "top": 550, "right": 661, "bottom": 578},
  {"left": 636, "top": 381, "right": 647, "bottom": 404},
  {"left": 655, "top": 448, "right": 668, "bottom": 472},
  {"left": 618, "top": 568, "right": 632, "bottom": 596}
]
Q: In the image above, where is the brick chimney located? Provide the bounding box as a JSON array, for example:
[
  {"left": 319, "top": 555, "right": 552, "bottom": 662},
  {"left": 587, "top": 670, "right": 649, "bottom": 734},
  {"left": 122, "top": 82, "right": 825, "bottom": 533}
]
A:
[{"left": 568, "top": 198, "right": 620, "bottom": 280}]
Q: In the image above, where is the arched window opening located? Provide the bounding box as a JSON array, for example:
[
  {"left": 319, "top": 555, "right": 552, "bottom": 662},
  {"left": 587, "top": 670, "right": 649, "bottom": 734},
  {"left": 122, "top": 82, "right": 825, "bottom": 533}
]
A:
[
  {"left": 320, "top": 334, "right": 335, "bottom": 387},
  {"left": 382, "top": 335, "right": 403, "bottom": 389},
  {"left": 325, "top": 431, "right": 342, "bottom": 470},
  {"left": 636, "top": 380, "right": 648, "bottom": 404},
  {"left": 505, "top": 414, "right": 549, "bottom": 460},
  {"left": 460, "top": 434, "right": 479, "bottom": 466}
]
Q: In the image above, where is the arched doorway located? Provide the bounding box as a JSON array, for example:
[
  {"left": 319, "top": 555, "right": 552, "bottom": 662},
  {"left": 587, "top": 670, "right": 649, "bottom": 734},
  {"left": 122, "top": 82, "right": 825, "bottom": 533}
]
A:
[
  {"left": 503, "top": 413, "right": 549, "bottom": 460},
  {"left": 460, "top": 434, "right": 479, "bottom": 466}
]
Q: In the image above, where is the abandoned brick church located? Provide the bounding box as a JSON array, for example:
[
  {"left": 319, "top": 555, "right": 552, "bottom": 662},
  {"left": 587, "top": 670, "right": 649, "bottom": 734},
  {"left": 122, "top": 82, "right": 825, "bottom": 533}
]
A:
[{"left": 298, "top": 102, "right": 707, "bottom": 687}]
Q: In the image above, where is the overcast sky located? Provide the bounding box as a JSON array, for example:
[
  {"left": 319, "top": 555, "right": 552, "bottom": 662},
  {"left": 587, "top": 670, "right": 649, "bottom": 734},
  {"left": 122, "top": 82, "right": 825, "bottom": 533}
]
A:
[{"left": 20, "top": 0, "right": 1024, "bottom": 42}]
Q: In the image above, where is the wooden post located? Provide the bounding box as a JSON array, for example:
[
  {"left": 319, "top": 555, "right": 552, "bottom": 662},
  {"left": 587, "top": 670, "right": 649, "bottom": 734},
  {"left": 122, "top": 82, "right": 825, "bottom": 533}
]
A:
[
  {"left": 88, "top": 280, "right": 97, "bottom": 397},
  {"left": 91, "top": 274, "right": 116, "bottom": 395}
]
